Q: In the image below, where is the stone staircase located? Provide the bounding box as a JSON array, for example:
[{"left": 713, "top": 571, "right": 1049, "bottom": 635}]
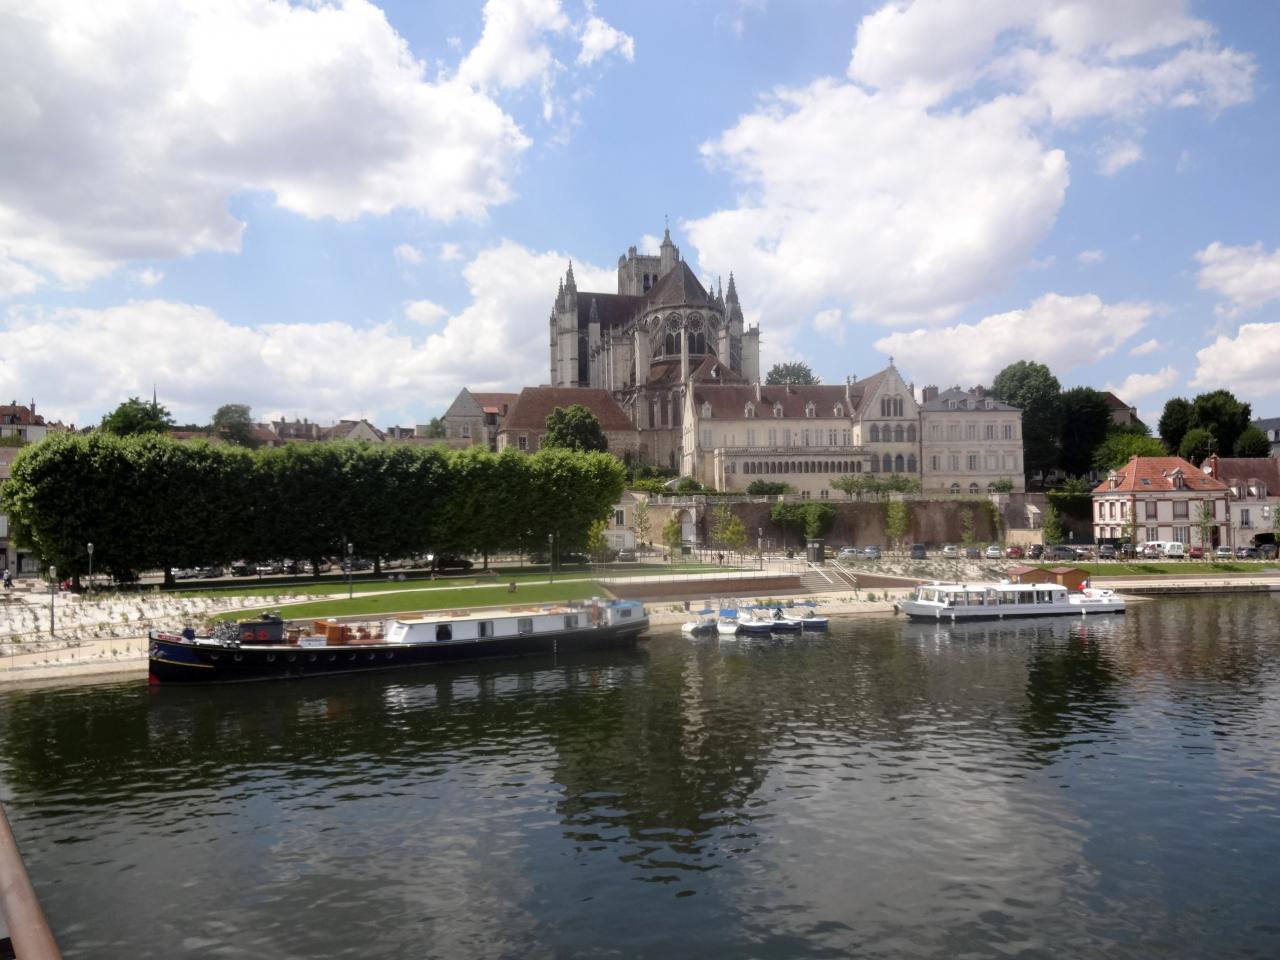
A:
[{"left": 801, "top": 563, "right": 860, "bottom": 594}]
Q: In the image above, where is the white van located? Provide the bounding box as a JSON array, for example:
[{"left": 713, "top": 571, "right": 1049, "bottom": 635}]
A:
[
  {"left": 1162, "top": 541, "right": 1186, "bottom": 559},
  {"left": 1140, "top": 541, "right": 1164, "bottom": 558}
]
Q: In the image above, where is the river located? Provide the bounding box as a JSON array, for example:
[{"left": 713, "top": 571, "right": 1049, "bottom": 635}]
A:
[{"left": 2, "top": 594, "right": 1279, "bottom": 958}]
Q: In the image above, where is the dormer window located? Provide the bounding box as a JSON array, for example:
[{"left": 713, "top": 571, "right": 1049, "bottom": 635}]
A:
[
  {"left": 701, "top": 402, "right": 712, "bottom": 418},
  {"left": 745, "top": 402, "right": 755, "bottom": 418},
  {"left": 773, "top": 403, "right": 783, "bottom": 418},
  {"left": 805, "top": 402, "right": 816, "bottom": 418},
  {"left": 834, "top": 403, "right": 843, "bottom": 417}
]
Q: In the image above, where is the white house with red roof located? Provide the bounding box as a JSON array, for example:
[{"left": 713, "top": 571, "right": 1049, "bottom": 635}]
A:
[
  {"left": 1204, "top": 454, "right": 1280, "bottom": 551},
  {"left": 1092, "top": 455, "right": 1230, "bottom": 549}
]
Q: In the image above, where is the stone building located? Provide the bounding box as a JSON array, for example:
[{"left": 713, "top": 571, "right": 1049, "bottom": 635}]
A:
[
  {"left": 439, "top": 390, "right": 517, "bottom": 451},
  {"left": 1092, "top": 455, "right": 1229, "bottom": 548},
  {"left": 919, "top": 387, "right": 1025, "bottom": 494},
  {"left": 495, "top": 387, "right": 640, "bottom": 460}
]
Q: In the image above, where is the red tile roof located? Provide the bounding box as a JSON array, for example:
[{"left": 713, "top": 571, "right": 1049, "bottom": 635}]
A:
[
  {"left": 1093, "top": 456, "right": 1228, "bottom": 494},
  {"left": 500, "top": 387, "right": 636, "bottom": 433},
  {"left": 0, "top": 403, "right": 45, "bottom": 426},
  {"left": 469, "top": 392, "right": 518, "bottom": 415},
  {"left": 692, "top": 375, "right": 880, "bottom": 420}
]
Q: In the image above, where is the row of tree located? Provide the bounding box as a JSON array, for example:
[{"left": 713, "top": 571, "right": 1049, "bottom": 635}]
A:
[{"left": 2, "top": 433, "right": 624, "bottom": 585}]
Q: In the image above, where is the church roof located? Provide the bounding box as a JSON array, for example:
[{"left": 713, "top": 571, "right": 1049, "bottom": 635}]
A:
[
  {"left": 500, "top": 387, "right": 636, "bottom": 433},
  {"left": 469, "top": 392, "right": 518, "bottom": 415},
  {"left": 643, "top": 261, "right": 712, "bottom": 309},
  {"left": 575, "top": 293, "right": 643, "bottom": 331},
  {"left": 691, "top": 382, "right": 869, "bottom": 419}
]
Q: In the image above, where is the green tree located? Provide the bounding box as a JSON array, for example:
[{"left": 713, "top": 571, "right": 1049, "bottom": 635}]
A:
[
  {"left": 960, "top": 508, "right": 977, "bottom": 547},
  {"left": 1158, "top": 397, "right": 1192, "bottom": 453},
  {"left": 765, "top": 361, "right": 820, "bottom": 385},
  {"left": 770, "top": 501, "right": 807, "bottom": 546},
  {"left": 885, "top": 500, "right": 908, "bottom": 550},
  {"left": 803, "top": 502, "right": 836, "bottom": 540},
  {"left": 1058, "top": 387, "right": 1112, "bottom": 476},
  {"left": 721, "top": 514, "right": 748, "bottom": 555},
  {"left": 1233, "top": 425, "right": 1271, "bottom": 457},
  {"left": 991, "top": 477, "right": 1014, "bottom": 493},
  {"left": 1196, "top": 500, "right": 1216, "bottom": 558},
  {"left": 587, "top": 518, "right": 608, "bottom": 561},
  {"left": 633, "top": 498, "right": 651, "bottom": 547},
  {"left": 711, "top": 502, "right": 733, "bottom": 547},
  {"left": 991, "top": 361, "right": 1062, "bottom": 484},
  {"left": 1042, "top": 503, "right": 1064, "bottom": 545},
  {"left": 542, "top": 404, "right": 609, "bottom": 453},
  {"left": 831, "top": 474, "right": 869, "bottom": 499},
  {"left": 1178, "top": 426, "right": 1215, "bottom": 465},
  {"left": 99, "top": 397, "right": 174, "bottom": 436},
  {"left": 1093, "top": 432, "right": 1168, "bottom": 470},
  {"left": 746, "top": 479, "right": 792, "bottom": 495},
  {"left": 422, "top": 417, "right": 447, "bottom": 439},
  {"left": 211, "top": 404, "right": 258, "bottom": 448},
  {"left": 1190, "top": 389, "right": 1252, "bottom": 458},
  {"left": 661, "top": 514, "right": 683, "bottom": 558}
]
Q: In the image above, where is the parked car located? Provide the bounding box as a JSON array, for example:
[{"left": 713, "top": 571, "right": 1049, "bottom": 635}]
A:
[
  {"left": 941, "top": 544, "right": 960, "bottom": 558},
  {"left": 432, "top": 556, "right": 473, "bottom": 572},
  {"left": 302, "top": 560, "right": 333, "bottom": 574},
  {"left": 172, "top": 567, "right": 198, "bottom": 579},
  {"left": 1027, "top": 544, "right": 1044, "bottom": 560},
  {"left": 964, "top": 546, "right": 981, "bottom": 559},
  {"left": 863, "top": 545, "right": 882, "bottom": 560},
  {"left": 984, "top": 544, "right": 1002, "bottom": 559},
  {"left": 1005, "top": 545, "right": 1024, "bottom": 559},
  {"left": 256, "top": 561, "right": 282, "bottom": 575},
  {"left": 342, "top": 557, "right": 374, "bottom": 572},
  {"left": 1097, "top": 544, "right": 1117, "bottom": 560},
  {"left": 616, "top": 549, "right": 636, "bottom": 562},
  {"left": 1045, "top": 545, "right": 1076, "bottom": 561},
  {"left": 230, "top": 561, "right": 251, "bottom": 577},
  {"left": 1073, "top": 546, "right": 1094, "bottom": 560},
  {"left": 1118, "top": 543, "right": 1137, "bottom": 559},
  {"left": 1260, "top": 543, "right": 1278, "bottom": 560},
  {"left": 1187, "top": 545, "right": 1205, "bottom": 559},
  {"left": 1141, "top": 543, "right": 1163, "bottom": 559},
  {"left": 1214, "top": 545, "right": 1234, "bottom": 559},
  {"left": 196, "top": 565, "right": 223, "bottom": 578},
  {"left": 909, "top": 543, "right": 927, "bottom": 560},
  {"left": 837, "top": 547, "right": 861, "bottom": 561},
  {"left": 1237, "top": 545, "right": 1260, "bottom": 560}
]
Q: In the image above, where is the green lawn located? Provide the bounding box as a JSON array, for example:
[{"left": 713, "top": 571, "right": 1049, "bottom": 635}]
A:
[
  {"left": 219, "top": 580, "right": 607, "bottom": 621},
  {"left": 1033, "top": 561, "right": 1270, "bottom": 577}
]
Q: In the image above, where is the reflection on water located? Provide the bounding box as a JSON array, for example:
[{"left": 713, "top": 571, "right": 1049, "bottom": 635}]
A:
[{"left": 3, "top": 596, "right": 1280, "bottom": 958}]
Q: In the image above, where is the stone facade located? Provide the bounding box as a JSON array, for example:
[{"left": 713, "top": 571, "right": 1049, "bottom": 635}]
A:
[
  {"left": 495, "top": 387, "right": 641, "bottom": 461},
  {"left": 919, "top": 387, "right": 1025, "bottom": 494},
  {"left": 1091, "top": 455, "right": 1229, "bottom": 548},
  {"left": 440, "top": 390, "right": 517, "bottom": 451}
]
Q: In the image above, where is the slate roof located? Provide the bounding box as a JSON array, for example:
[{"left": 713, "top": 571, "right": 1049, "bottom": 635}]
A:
[
  {"left": 691, "top": 381, "right": 871, "bottom": 420},
  {"left": 1251, "top": 416, "right": 1280, "bottom": 436},
  {"left": 1207, "top": 456, "right": 1280, "bottom": 494},
  {"left": 920, "top": 387, "right": 1020, "bottom": 412},
  {"left": 641, "top": 261, "right": 713, "bottom": 309},
  {"left": 499, "top": 387, "right": 636, "bottom": 433},
  {"left": 1093, "top": 456, "right": 1228, "bottom": 494},
  {"left": 575, "top": 293, "right": 644, "bottom": 332}
]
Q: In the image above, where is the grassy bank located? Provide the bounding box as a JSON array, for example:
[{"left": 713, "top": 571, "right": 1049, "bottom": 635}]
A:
[
  {"left": 220, "top": 580, "right": 607, "bottom": 621},
  {"left": 1037, "top": 561, "right": 1274, "bottom": 577}
]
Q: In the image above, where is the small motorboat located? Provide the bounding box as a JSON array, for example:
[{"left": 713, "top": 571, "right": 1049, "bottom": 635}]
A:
[
  {"left": 775, "top": 610, "right": 829, "bottom": 630},
  {"left": 716, "top": 617, "right": 742, "bottom": 636},
  {"left": 736, "top": 610, "right": 777, "bottom": 634},
  {"left": 681, "top": 610, "right": 718, "bottom": 635}
]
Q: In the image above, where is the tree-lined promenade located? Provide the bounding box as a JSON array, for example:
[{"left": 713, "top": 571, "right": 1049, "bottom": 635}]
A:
[{"left": 2, "top": 434, "right": 624, "bottom": 587}]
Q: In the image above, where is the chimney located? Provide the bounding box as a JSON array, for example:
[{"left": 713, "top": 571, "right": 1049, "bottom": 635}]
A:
[
  {"left": 844, "top": 376, "right": 851, "bottom": 406},
  {"left": 922, "top": 385, "right": 939, "bottom": 403},
  {"left": 1205, "top": 452, "right": 1220, "bottom": 479},
  {"left": 754, "top": 381, "right": 761, "bottom": 402},
  {"left": 1108, "top": 471, "right": 1118, "bottom": 489}
]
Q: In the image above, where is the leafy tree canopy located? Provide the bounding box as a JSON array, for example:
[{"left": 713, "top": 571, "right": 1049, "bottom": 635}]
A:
[
  {"left": 542, "top": 404, "right": 609, "bottom": 453},
  {"left": 1190, "top": 389, "right": 1252, "bottom": 457},
  {"left": 991, "top": 361, "right": 1062, "bottom": 481},
  {"left": 1233, "top": 425, "right": 1272, "bottom": 457},
  {"left": 746, "top": 480, "right": 792, "bottom": 495},
  {"left": 212, "top": 403, "right": 258, "bottom": 447},
  {"left": 99, "top": 397, "right": 173, "bottom": 436},
  {"left": 1058, "top": 386, "right": 1113, "bottom": 477},
  {"left": 422, "top": 416, "right": 447, "bottom": 439},
  {"left": 1178, "top": 426, "right": 1216, "bottom": 465},
  {"left": 1093, "top": 432, "right": 1167, "bottom": 470},
  {"left": 765, "top": 361, "right": 820, "bottom": 385},
  {"left": 1158, "top": 397, "right": 1192, "bottom": 453}
]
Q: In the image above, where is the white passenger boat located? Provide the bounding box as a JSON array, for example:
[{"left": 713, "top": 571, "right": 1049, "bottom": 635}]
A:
[{"left": 896, "top": 581, "right": 1125, "bottom": 621}]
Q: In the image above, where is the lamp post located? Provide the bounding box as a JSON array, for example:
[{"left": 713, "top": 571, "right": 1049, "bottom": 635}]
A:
[
  {"left": 758, "top": 527, "right": 763, "bottom": 571},
  {"left": 346, "top": 542, "right": 354, "bottom": 600},
  {"left": 87, "top": 542, "right": 94, "bottom": 595},
  {"left": 48, "top": 565, "right": 56, "bottom": 637},
  {"left": 547, "top": 533, "right": 554, "bottom": 584}
]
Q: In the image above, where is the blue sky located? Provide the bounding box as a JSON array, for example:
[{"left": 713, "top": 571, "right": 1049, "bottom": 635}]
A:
[{"left": 2, "top": 0, "right": 1279, "bottom": 431}]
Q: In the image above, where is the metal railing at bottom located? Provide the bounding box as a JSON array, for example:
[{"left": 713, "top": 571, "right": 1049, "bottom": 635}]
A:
[{"left": 0, "top": 802, "right": 61, "bottom": 959}]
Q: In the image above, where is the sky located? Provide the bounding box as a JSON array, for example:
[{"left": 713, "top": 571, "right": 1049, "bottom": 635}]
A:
[{"left": 2, "top": 0, "right": 1279, "bottom": 432}]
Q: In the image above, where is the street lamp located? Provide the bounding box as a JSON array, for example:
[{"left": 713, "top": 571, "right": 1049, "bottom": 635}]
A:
[
  {"left": 346, "top": 542, "right": 354, "bottom": 600},
  {"left": 87, "top": 542, "right": 94, "bottom": 595},
  {"left": 758, "top": 527, "right": 763, "bottom": 571},
  {"left": 48, "top": 565, "right": 56, "bottom": 636},
  {"left": 547, "top": 533, "right": 554, "bottom": 584}
]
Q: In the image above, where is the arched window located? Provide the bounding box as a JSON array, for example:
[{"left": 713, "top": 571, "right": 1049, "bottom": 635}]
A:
[
  {"left": 969, "top": 483, "right": 980, "bottom": 495},
  {"left": 701, "top": 401, "right": 712, "bottom": 418},
  {"left": 906, "top": 454, "right": 917, "bottom": 473},
  {"left": 745, "top": 402, "right": 755, "bottom": 418},
  {"left": 894, "top": 454, "right": 905, "bottom": 472},
  {"left": 869, "top": 456, "right": 879, "bottom": 473},
  {"left": 773, "top": 403, "right": 783, "bottom": 418},
  {"left": 854, "top": 460, "right": 862, "bottom": 473},
  {"left": 906, "top": 424, "right": 916, "bottom": 442},
  {"left": 893, "top": 424, "right": 905, "bottom": 443},
  {"left": 869, "top": 424, "right": 880, "bottom": 442},
  {"left": 987, "top": 482, "right": 997, "bottom": 493},
  {"left": 691, "top": 332, "right": 706, "bottom": 354},
  {"left": 805, "top": 402, "right": 816, "bottom": 418},
  {"left": 882, "top": 454, "right": 892, "bottom": 473},
  {"left": 665, "top": 332, "right": 678, "bottom": 355},
  {"left": 950, "top": 483, "right": 961, "bottom": 495}
]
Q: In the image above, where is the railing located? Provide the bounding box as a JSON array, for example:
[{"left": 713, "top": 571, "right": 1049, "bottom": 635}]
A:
[{"left": 0, "top": 802, "right": 62, "bottom": 959}]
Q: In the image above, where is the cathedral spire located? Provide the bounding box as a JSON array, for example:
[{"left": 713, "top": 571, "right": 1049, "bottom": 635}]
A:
[
  {"left": 725, "top": 271, "right": 739, "bottom": 303},
  {"left": 565, "top": 261, "right": 576, "bottom": 289}
]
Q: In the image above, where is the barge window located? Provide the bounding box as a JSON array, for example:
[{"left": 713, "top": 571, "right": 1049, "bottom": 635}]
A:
[
  {"left": 478, "top": 621, "right": 494, "bottom": 638},
  {"left": 564, "top": 615, "right": 579, "bottom": 629},
  {"left": 436, "top": 624, "right": 452, "bottom": 641},
  {"left": 518, "top": 617, "right": 533, "bottom": 635},
  {"left": 619, "top": 608, "right": 632, "bottom": 618}
]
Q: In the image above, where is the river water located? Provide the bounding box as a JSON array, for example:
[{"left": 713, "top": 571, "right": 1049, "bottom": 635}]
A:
[{"left": 2, "top": 594, "right": 1280, "bottom": 959}]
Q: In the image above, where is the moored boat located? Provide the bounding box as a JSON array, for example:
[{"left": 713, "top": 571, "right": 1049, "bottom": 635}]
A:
[
  {"left": 149, "top": 600, "right": 649, "bottom": 684},
  {"left": 681, "top": 610, "right": 718, "bottom": 635},
  {"left": 896, "top": 581, "right": 1125, "bottom": 621}
]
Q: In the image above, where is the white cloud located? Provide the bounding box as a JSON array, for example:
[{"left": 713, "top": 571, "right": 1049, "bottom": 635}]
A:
[
  {"left": 439, "top": 243, "right": 464, "bottom": 263},
  {"left": 0, "top": 255, "right": 43, "bottom": 298},
  {"left": 1, "top": 242, "right": 614, "bottom": 426},
  {"left": 1077, "top": 248, "right": 1104, "bottom": 264},
  {"left": 394, "top": 244, "right": 424, "bottom": 267},
  {"left": 812, "top": 308, "right": 844, "bottom": 343},
  {"left": 458, "top": 0, "right": 569, "bottom": 92},
  {"left": 1192, "top": 322, "right": 1280, "bottom": 396},
  {"left": 0, "top": 0, "right": 533, "bottom": 291},
  {"left": 132, "top": 268, "right": 164, "bottom": 287},
  {"left": 1194, "top": 241, "right": 1280, "bottom": 317},
  {"left": 688, "top": 1, "right": 1252, "bottom": 333},
  {"left": 1098, "top": 139, "right": 1142, "bottom": 175},
  {"left": 403, "top": 299, "right": 448, "bottom": 325},
  {"left": 578, "top": 14, "right": 635, "bottom": 66},
  {"left": 1104, "top": 366, "right": 1179, "bottom": 401},
  {"left": 1128, "top": 338, "right": 1160, "bottom": 356},
  {"left": 873, "top": 292, "right": 1152, "bottom": 386}
]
